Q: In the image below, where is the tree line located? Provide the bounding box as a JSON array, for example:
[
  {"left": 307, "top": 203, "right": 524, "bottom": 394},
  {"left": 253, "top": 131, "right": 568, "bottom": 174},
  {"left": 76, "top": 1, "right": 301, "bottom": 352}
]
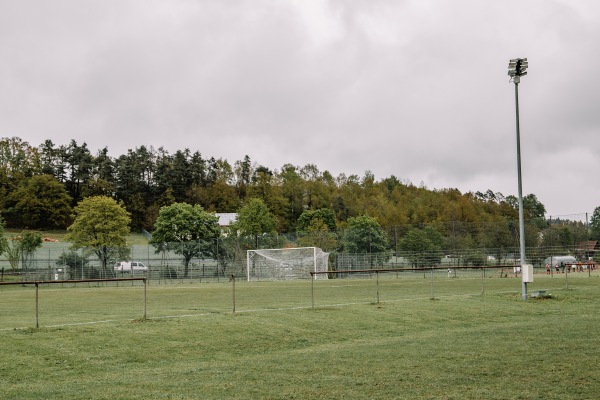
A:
[{"left": 1, "top": 136, "right": 599, "bottom": 262}]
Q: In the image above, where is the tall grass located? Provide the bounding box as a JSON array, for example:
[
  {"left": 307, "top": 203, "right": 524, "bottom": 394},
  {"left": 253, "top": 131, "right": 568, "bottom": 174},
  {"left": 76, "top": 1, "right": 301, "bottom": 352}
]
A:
[{"left": 1, "top": 274, "right": 599, "bottom": 399}]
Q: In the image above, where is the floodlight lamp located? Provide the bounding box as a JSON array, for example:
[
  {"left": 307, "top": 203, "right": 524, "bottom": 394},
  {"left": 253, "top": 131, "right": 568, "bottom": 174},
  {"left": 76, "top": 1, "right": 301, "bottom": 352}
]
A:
[{"left": 508, "top": 57, "right": 528, "bottom": 78}]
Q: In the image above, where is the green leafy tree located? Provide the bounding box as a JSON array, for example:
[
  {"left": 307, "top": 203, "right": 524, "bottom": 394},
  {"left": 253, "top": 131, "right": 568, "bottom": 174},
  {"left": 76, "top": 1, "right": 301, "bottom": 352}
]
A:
[
  {"left": 279, "top": 164, "right": 304, "bottom": 232},
  {"left": 297, "top": 208, "right": 337, "bottom": 233},
  {"left": 399, "top": 226, "right": 445, "bottom": 267},
  {"left": 343, "top": 215, "right": 389, "bottom": 268},
  {"left": 590, "top": 206, "right": 600, "bottom": 241},
  {"left": 3, "top": 175, "right": 72, "bottom": 229},
  {"left": 3, "top": 231, "right": 43, "bottom": 271},
  {"left": 297, "top": 208, "right": 338, "bottom": 252},
  {"left": 0, "top": 216, "right": 8, "bottom": 258},
  {"left": 61, "top": 140, "right": 94, "bottom": 204},
  {"left": 523, "top": 194, "right": 547, "bottom": 228},
  {"left": 114, "top": 146, "right": 157, "bottom": 229},
  {"left": 300, "top": 164, "right": 334, "bottom": 211},
  {"left": 234, "top": 155, "right": 252, "bottom": 199},
  {"left": 66, "top": 196, "right": 131, "bottom": 277},
  {"left": 344, "top": 215, "right": 388, "bottom": 253},
  {"left": 84, "top": 147, "right": 116, "bottom": 198},
  {"left": 57, "top": 250, "right": 91, "bottom": 279},
  {"left": 477, "top": 216, "right": 516, "bottom": 263},
  {"left": 149, "top": 202, "right": 220, "bottom": 278},
  {"left": 233, "top": 198, "right": 278, "bottom": 249},
  {"left": 4, "top": 237, "right": 22, "bottom": 271},
  {"left": 0, "top": 137, "right": 42, "bottom": 191},
  {"left": 297, "top": 218, "right": 338, "bottom": 252}
]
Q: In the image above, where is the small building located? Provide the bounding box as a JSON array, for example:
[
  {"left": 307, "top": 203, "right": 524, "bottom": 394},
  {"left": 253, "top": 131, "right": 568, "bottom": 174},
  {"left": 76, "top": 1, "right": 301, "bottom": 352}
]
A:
[
  {"left": 576, "top": 241, "right": 599, "bottom": 260},
  {"left": 215, "top": 213, "right": 237, "bottom": 236}
]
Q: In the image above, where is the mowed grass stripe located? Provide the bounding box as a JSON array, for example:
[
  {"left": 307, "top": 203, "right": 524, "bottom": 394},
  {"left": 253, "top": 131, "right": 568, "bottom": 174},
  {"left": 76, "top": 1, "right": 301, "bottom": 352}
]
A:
[{"left": 2, "top": 284, "right": 600, "bottom": 399}]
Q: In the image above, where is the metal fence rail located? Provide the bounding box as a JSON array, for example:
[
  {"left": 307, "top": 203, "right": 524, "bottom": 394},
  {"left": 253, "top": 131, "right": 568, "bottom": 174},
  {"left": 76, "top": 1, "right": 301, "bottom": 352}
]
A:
[
  {"left": 0, "top": 278, "right": 147, "bottom": 329},
  {"left": 2, "top": 266, "right": 598, "bottom": 330}
]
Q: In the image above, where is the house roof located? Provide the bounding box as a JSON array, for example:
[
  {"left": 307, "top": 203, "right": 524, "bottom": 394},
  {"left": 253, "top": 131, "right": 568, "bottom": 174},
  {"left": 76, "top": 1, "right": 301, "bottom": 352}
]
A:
[
  {"left": 576, "top": 241, "right": 599, "bottom": 251},
  {"left": 215, "top": 213, "right": 237, "bottom": 227}
]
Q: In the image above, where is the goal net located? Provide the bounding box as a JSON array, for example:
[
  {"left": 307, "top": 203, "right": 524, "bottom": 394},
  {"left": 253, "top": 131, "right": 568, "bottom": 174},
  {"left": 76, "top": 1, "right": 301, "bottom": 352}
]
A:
[{"left": 246, "top": 247, "right": 329, "bottom": 281}]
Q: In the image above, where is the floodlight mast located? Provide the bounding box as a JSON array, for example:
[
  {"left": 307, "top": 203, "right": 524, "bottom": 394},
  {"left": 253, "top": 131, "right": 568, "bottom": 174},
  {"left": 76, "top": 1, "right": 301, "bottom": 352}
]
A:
[{"left": 508, "top": 58, "right": 528, "bottom": 300}]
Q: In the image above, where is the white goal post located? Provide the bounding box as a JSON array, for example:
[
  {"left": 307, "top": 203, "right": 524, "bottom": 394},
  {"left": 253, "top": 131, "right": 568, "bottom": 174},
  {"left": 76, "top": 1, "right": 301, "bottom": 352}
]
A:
[{"left": 246, "top": 247, "right": 329, "bottom": 281}]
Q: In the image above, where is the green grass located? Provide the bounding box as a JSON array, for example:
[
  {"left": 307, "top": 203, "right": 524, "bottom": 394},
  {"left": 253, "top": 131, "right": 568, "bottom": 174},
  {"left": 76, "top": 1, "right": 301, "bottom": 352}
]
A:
[{"left": 1, "top": 274, "right": 600, "bottom": 399}]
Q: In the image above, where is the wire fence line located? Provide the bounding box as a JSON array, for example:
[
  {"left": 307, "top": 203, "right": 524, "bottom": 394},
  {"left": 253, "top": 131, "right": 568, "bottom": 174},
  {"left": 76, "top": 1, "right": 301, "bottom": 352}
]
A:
[
  {"left": 0, "top": 236, "right": 595, "bottom": 283},
  {"left": 3, "top": 266, "right": 599, "bottom": 331}
]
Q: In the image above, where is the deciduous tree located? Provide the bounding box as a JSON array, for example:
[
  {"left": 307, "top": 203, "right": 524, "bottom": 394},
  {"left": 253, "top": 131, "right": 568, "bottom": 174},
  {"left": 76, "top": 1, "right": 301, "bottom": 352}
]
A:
[
  {"left": 3, "top": 175, "right": 72, "bottom": 229},
  {"left": 0, "top": 216, "right": 8, "bottom": 257},
  {"left": 233, "top": 198, "right": 277, "bottom": 249},
  {"left": 590, "top": 206, "right": 600, "bottom": 241},
  {"left": 297, "top": 208, "right": 337, "bottom": 233},
  {"left": 149, "top": 202, "right": 220, "bottom": 278},
  {"left": 344, "top": 215, "right": 388, "bottom": 253},
  {"left": 66, "top": 196, "right": 131, "bottom": 277},
  {"left": 399, "top": 226, "right": 445, "bottom": 267},
  {"left": 297, "top": 218, "right": 338, "bottom": 252}
]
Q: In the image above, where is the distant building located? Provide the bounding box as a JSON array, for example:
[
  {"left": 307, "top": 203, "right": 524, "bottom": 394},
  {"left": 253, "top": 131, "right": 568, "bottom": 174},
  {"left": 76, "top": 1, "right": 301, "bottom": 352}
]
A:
[
  {"left": 576, "top": 241, "right": 599, "bottom": 260},
  {"left": 215, "top": 213, "right": 237, "bottom": 236}
]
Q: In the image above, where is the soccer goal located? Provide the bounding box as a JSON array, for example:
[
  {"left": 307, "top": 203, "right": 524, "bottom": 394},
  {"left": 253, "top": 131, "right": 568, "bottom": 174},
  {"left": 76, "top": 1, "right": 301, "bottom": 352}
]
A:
[{"left": 246, "top": 247, "right": 329, "bottom": 281}]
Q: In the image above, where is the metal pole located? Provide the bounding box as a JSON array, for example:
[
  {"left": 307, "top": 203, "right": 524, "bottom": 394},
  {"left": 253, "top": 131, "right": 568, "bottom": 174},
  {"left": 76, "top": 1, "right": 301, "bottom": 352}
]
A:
[
  {"left": 216, "top": 238, "right": 219, "bottom": 281},
  {"left": 376, "top": 270, "right": 380, "bottom": 304},
  {"left": 311, "top": 272, "right": 315, "bottom": 308},
  {"left": 232, "top": 274, "right": 236, "bottom": 314},
  {"left": 481, "top": 267, "right": 485, "bottom": 295},
  {"left": 35, "top": 282, "right": 39, "bottom": 329},
  {"left": 514, "top": 77, "right": 528, "bottom": 300},
  {"left": 143, "top": 278, "right": 147, "bottom": 320},
  {"left": 430, "top": 267, "right": 435, "bottom": 299}
]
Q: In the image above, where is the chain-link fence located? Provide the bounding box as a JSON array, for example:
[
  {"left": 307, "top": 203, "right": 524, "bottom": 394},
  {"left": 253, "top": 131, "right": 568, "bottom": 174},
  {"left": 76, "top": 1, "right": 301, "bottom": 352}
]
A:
[{"left": 0, "top": 235, "right": 595, "bottom": 282}]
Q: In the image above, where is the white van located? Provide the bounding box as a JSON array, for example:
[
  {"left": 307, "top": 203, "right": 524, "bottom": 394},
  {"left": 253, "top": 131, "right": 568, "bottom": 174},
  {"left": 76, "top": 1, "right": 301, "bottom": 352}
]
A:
[{"left": 114, "top": 261, "right": 148, "bottom": 274}]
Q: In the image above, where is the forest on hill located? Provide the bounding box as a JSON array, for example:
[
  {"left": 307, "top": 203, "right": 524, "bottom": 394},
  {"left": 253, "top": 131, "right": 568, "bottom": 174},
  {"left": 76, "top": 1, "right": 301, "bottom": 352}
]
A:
[{"left": 1, "top": 136, "right": 597, "bottom": 257}]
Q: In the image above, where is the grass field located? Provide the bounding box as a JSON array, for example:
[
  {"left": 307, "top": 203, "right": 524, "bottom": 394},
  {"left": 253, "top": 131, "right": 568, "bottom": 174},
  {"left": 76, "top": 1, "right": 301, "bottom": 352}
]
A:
[
  {"left": 1, "top": 273, "right": 600, "bottom": 399},
  {"left": 3, "top": 230, "right": 149, "bottom": 245}
]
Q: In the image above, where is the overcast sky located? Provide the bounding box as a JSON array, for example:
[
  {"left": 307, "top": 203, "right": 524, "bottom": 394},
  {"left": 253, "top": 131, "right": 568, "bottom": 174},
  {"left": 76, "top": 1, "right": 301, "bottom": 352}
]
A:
[{"left": 1, "top": 0, "right": 599, "bottom": 220}]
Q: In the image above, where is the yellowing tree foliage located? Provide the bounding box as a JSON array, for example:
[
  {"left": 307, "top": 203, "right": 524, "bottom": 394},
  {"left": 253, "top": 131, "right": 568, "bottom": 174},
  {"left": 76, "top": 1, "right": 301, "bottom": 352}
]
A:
[{"left": 66, "top": 196, "right": 131, "bottom": 276}]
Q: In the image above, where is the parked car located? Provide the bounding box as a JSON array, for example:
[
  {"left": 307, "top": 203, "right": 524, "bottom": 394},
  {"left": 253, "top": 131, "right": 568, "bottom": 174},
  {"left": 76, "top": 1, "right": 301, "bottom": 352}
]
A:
[{"left": 114, "top": 261, "right": 148, "bottom": 274}]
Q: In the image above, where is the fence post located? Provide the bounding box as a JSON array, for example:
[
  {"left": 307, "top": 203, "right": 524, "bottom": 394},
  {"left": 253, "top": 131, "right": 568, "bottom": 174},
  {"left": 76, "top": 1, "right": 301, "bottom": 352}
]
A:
[
  {"left": 231, "top": 275, "right": 236, "bottom": 314},
  {"left": 142, "top": 278, "right": 147, "bottom": 320},
  {"left": 481, "top": 267, "right": 485, "bottom": 295},
  {"left": 430, "top": 267, "right": 435, "bottom": 300},
  {"left": 216, "top": 238, "right": 219, "bottom": 282},
  {"left": 35, "top": 282, "right": 39, "bottom": 329},
  {"left": 376, "top": 270, "right": 380, "bottom": 304},
  {"left": 311, "top": 272, "right": 315, "bottom": 308}
]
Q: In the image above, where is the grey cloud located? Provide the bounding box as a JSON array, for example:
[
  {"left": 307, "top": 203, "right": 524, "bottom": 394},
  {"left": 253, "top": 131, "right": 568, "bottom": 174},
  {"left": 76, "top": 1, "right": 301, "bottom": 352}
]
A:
[{"left": 1, "top": 0, "right": 599, "bottom": 218}]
